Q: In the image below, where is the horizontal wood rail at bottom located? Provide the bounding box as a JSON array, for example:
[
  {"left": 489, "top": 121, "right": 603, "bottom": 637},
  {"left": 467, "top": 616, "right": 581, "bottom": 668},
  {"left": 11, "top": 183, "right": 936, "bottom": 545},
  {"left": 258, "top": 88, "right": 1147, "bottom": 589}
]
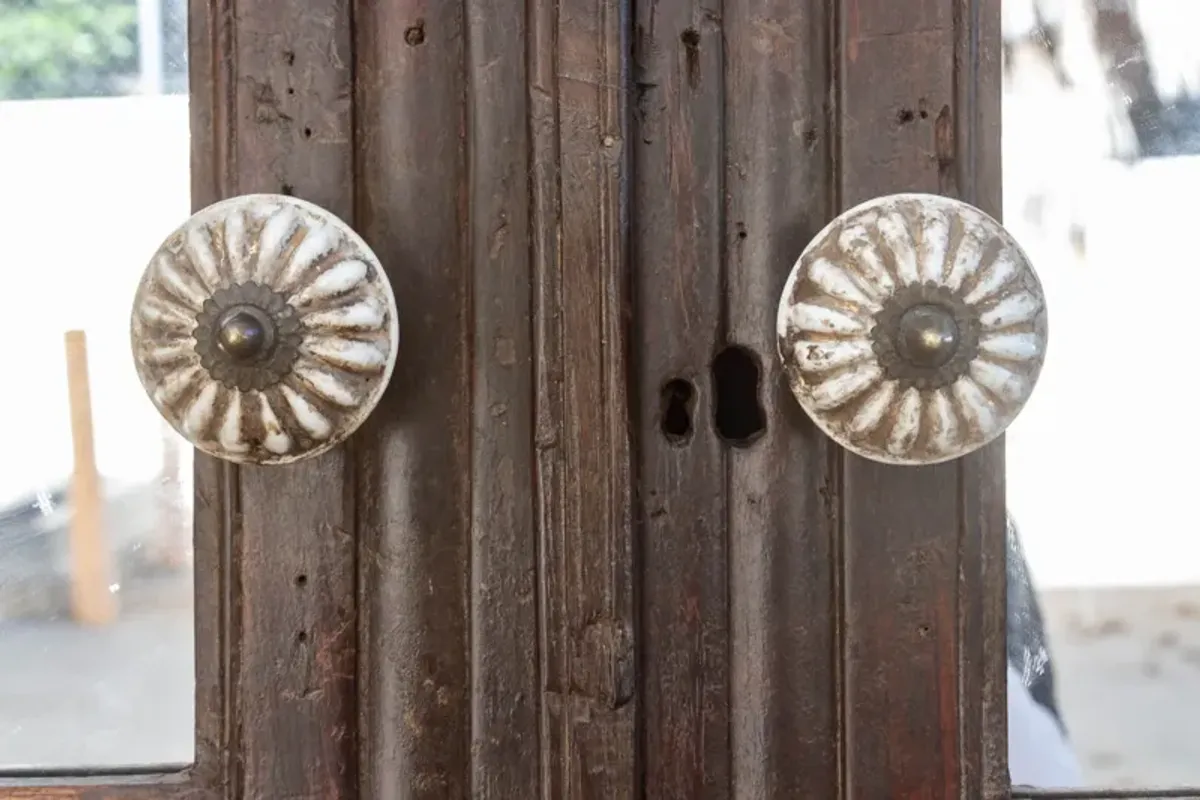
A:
[
  {"left": 0, "top": 778, "right": 1195, "bottom": 798},
  {"left": 0, "top": 789, "right": 211, "bottom": 800},
  {"left": 0, "top": 767, "right": 215, "bottom": 799},
  {"left": 1015, "top": 788, "right": 1200, "bottom": 799}
]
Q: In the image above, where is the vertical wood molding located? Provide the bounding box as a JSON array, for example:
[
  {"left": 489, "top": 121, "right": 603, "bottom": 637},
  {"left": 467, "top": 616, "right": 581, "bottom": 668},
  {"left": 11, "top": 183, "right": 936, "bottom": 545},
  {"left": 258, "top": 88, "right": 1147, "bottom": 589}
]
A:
[
  {"left": 957, "top": 2, "right": 1009, "bottom": 793},
  {"left": 631, "top": 0, "right": 730, "bottom": 795},
  {"left": 188, "top": 0, "right": 236, "bottom": 794},
  {"left": 536, "top": 0, "right": 638, "bottom": 796},
  {"left": 354, "top": 0, "right": 639, "bottom": 796},
  {"left": 353, "top": 2, "right": 472, "bottom": 798},
  {"left": 465, "top": 0, "right": 541, "bottom": 797},
  {"left": 210, "top": 0, "right": 360, "bottom": 796},
  {"left": 723, "top": 1, "right": 841, "bottom": 796},
  {"left": 833, "top": 0, "right": 1007, "bottom": 797}
]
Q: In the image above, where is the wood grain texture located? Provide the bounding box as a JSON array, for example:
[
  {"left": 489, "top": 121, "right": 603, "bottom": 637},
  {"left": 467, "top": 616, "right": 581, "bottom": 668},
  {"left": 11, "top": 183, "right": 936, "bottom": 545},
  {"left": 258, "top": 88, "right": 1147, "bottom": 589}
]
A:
[
  {"left": 834, "top": 0, "right": 1007, "bottom": 797},
  {"left": 465, "top": 0, "right": 541, "bottom": 796},
  {"left": 216, "top": 0, "right": 359, "bottom": 797},
  {"left": 722, "top": 2, "right": 840, "bottom": 797},
  {"left": 526, "top": 4, "right": 565, "bottom": 794},
  {"left": 352, "top": 2, "right": 473, "bottom": 798},
  {"left": 535, "top": 0, "right": 638, "bottom": 796},
  {"left": 354, "top": 1, "right": 637, "bottom": 796},
  {"left": 631, "top": 0, "right": 730, "bottom": 796},
  {"left": 187, "top": 0, "right": 233, "bottom": 791}
]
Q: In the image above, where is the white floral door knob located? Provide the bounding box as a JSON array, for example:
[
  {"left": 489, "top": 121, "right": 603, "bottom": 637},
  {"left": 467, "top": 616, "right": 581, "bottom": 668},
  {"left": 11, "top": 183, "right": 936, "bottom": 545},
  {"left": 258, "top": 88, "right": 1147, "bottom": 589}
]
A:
[
  {"left": 130, "top": 194, "right": 399, "bottom": 465},
  {"left": 776, "top": 193, "right": 1047, "bottom": 465}
]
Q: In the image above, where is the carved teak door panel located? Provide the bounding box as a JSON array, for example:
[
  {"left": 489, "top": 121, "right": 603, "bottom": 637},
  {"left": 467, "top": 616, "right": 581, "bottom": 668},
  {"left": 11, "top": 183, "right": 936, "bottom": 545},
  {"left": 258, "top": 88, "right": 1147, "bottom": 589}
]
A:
[{"left": 2, "top": 0, "right": 1016, "bottom": 798}]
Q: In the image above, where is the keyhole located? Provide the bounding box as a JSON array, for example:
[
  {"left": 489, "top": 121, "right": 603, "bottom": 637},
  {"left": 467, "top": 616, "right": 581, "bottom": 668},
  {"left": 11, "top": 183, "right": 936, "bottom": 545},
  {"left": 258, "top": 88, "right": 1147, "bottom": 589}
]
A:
[
  {"left": 712, "top": 345, "right": 766, "bottom": 446},
  {"left": 659, "top": 378, "right": 695, "bottom": 444}
]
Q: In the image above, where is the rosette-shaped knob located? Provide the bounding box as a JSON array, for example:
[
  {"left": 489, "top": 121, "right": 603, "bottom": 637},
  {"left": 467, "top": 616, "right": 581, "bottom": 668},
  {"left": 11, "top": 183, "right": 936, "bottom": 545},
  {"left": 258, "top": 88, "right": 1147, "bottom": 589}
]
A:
[
  {"left": 130, "top": 194, "right": 398, "bottom": 465},
  {"left": 777, "top": 193, "right": 1047, "bottom": 465}
]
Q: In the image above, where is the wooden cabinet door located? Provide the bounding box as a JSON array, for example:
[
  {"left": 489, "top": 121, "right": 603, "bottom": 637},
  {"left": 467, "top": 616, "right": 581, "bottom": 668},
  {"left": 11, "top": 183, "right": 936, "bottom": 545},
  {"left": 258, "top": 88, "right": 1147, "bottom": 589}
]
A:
[{"left": 1, "top": 0, "right": 1016, "bottom": 798}]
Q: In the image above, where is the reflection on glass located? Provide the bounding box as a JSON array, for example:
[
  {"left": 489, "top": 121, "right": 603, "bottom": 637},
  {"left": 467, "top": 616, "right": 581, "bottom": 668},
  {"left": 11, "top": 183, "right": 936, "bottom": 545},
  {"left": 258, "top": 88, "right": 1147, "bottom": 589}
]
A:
[
  {"left": 1004, "top": 0, "right": 1200, "bottom": 790},
  {"left": 0, "top": 0, "right": 193, "bottom": 770}
]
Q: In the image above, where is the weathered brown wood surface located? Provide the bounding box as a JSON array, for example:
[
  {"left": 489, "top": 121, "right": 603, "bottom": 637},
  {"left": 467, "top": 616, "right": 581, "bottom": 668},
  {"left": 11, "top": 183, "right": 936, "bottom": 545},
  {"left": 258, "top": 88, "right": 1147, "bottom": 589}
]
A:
[
  {"left": 221, "top": 0, "right": 361, "bottom": 796},
  {"left": 0, "top": 0, "right": 1010, "bottom": 798},
  {"left": 353, "top": 3, "right": 474, "bottom": 798},
  {"left": 721, "top": 2, "right": 841, "bottom": 796},
  {"left": 633, "top": 0, "right": 730, "bottom": 794},
  {"left": 835, "top": 2, "right": 1008, "bottom": 798}
]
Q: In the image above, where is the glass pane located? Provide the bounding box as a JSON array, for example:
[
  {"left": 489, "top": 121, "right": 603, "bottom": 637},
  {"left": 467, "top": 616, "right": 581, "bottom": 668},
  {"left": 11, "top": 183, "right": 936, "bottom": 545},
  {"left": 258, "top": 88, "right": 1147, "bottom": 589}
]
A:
[
  {"left": 1003, "top": 0, "right": 1200, "bottom": 791},
  {"left": 0, "top": 0, "right": 193, "bottom": 770}
]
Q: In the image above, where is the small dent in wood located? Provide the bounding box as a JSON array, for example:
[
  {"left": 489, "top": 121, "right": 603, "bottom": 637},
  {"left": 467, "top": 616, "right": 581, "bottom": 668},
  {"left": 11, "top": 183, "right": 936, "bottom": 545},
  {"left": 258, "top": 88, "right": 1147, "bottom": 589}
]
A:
[
  {"left": 405, "top": 20, "right": 426, "bottom": 46},
  {"left": 934, "top": 105, "right": 955, "bottom": 191},
  {"left": 634, "top": 81, "right": 656, "bottom": 143},
  {"left": 659, "top": 378, "right": 696, "bottom": 444},
  {"left": 572, "top": 618, "right": 636, "bottom": 709},
  {"left": 251, "top": 80, "right": 293, "bottom": 125},
  {"left": 494, "top": 336, "right": 517, "bottom": 366},
  {"left": 681, "top": 27, "right": 701, "bottom": 87},
  {"left": 896, "top": 100, "right": 932, "bottom": 127},
  {"left": 712, "top": 345, "right": 766, "bottom": 447}
]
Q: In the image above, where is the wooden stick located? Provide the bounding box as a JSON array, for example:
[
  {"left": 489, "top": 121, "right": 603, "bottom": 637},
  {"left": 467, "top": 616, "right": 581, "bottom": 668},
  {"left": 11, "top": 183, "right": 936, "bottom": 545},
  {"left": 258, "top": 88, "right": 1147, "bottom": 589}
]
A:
[
  {"left": 155, "top": 420, "right": 187, "bottom": 569},
  {"left": 63, "top": 330, "right": 116, "bottom": 625}
]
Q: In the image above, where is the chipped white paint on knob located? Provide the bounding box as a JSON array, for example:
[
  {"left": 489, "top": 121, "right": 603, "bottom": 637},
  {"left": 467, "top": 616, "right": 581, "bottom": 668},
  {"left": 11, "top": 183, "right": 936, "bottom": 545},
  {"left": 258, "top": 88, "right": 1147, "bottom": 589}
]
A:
[
  {"left": 130, "top": 194, "right": 398, "bottom": 465},
  {"left": 776, "top": 193, "right": 1047, "bottom": 466}
]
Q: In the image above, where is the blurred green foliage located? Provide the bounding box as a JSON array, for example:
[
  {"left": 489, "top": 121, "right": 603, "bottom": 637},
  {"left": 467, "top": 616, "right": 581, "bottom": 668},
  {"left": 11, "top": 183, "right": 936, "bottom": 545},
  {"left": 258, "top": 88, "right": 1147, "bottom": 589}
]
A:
[{"left": 0, "top": 0, "right": 138, "bottom": 100}]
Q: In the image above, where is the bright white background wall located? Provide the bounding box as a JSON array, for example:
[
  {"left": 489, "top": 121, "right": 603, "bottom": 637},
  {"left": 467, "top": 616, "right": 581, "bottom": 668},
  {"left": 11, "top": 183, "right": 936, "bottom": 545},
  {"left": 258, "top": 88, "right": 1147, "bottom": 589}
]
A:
[
  {"left": 1002, "top": 3, "right": 1200, "bottom": 588},
  {"left": 0, "top": 95, "right": 191, "bottom": 505}
]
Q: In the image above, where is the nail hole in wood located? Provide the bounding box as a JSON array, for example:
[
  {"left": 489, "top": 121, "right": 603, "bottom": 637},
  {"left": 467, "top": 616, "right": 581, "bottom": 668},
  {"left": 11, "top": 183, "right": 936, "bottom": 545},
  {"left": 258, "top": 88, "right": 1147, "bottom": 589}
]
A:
[
  {"left": 297, "top": 630, "right": 308, "bottom": 643},
  {"left": 660, "top": 378, "right": 695, "bottom": 444},
  {"left": 405, "top": 20, "right": 426, "bottom": 46},
  {"left": 295, "top": 574, "right": 308, "bottom": 587},
  {"left": 712, "top": 345, "right": 766, "bottom": 446},
  {"left": 280, "top": 183, "right": 294, "bottom": 196},
  {"left": 681, "top": 27, "right": 702, "bottom": 86}
]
